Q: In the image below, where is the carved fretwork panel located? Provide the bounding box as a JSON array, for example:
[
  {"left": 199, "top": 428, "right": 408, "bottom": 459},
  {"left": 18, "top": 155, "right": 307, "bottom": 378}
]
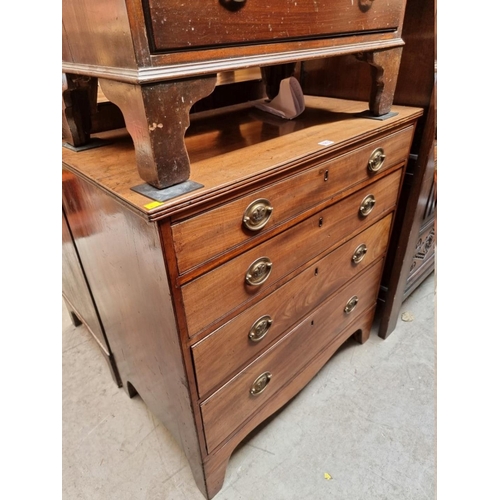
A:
[{"left": 406, "top": 221, "right": 435, "bottom": 294}]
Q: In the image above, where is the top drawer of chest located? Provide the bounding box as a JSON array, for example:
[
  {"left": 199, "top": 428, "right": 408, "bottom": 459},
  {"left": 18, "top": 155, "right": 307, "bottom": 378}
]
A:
[
  {"left": 171, "top": 126, "right": 413, "bottom": 275},
  {"left": 146, "top": 0, "right": 404, "bottom": 51}
]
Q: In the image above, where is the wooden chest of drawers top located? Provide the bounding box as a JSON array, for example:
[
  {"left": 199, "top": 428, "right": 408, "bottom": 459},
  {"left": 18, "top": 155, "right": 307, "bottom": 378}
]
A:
[{"left": 61, "top": 96, "right": 422, "bottom": 221}]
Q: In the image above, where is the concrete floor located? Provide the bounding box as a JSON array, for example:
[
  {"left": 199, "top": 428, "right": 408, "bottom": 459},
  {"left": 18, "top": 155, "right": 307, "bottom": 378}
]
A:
[{"left": 62, "top": 274, "right": 436, "bottom": 500}]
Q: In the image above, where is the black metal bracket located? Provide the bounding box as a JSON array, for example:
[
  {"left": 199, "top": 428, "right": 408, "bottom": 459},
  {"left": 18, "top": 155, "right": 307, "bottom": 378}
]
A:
[{"left": 131, "top": 180, "right": 204, "bottom": 202}]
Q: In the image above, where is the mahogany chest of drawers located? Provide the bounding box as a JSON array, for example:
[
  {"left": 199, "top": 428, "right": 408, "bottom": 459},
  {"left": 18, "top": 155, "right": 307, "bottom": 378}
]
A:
[{"left": 62, "top": 96, "right": 422, "bottom": 498}]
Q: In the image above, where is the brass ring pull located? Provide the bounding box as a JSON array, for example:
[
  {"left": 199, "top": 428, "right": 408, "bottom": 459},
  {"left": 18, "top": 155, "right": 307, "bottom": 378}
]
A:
[
  {"left": 352, "top": 244, "right": 368, "bottom": 264},
  {"left": 359, "top": 194, "right": 376, "bottom": 217},
  {"left": 249, "top": 315, "right": 273, "bottom": 342},
  {"left": 243, "top": 198, "right": 274, "bottom": 231},
  {"left": 367, "top": 147, "right": 386, "bottom": 172},
  {"left": 344, "top": 296, "right": 359, "bottom": 314},
  {"left": 245, "top": 257, "right": 273, "bottom": 286},
  {"left": 250, "top": 371, "right": 272, "bottom": 396}
]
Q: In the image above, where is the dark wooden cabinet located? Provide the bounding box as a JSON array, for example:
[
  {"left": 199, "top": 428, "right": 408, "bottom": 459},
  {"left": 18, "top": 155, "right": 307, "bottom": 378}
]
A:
[
  {"left": 299, "top": 0, "right": 436, "bottom": 337},
  {"left": 62, "top": 199, "right": 121, "bottom": 386},
  {"left": 62, "top": 0, "right": 409, "bottom": 188},
  {"left": 62, "top": 97, "right": 421, "bottom": 498}
]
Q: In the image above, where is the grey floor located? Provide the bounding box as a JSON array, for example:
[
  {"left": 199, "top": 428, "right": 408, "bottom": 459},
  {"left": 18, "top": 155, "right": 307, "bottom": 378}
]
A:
[{"left": 62, "top": 274, "right": 436, "bottom": 500}]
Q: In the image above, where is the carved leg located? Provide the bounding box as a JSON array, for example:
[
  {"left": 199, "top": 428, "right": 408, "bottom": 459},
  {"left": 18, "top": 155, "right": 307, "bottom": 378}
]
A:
[
  {"left": 99, "top": 76, "right": 217, "bottom": 189},
  {"left": 357, "top": 47, "right": 403, "bottom": 116},
  {"left": 62, "top": 73, "right": 98, "bottom": 147}
]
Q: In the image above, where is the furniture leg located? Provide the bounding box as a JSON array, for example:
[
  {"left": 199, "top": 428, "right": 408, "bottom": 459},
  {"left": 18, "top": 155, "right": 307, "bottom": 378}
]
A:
[
  {"left": 357, "top": 47, "right": 403, "bottom": 116},
  {"left": 62, "top": 73, "right": 98, "bottom": 147},
  {"left": 354, "top": 324, "right": 371, "bottom": 344},
  {"left": 124, "top": 381, "right": 138, "bottom": 399},
  {"left": 260, "top": 62, "right": 297, "bottom": 99},
  {"left": 99, "top": 76, "right": 217, "bottom": 189},
  {"left": 203, "top": 451, "right": 232, "bottom": 500},
  {"left": 63, "top": 295, "right": 83, "bottom": 327}
]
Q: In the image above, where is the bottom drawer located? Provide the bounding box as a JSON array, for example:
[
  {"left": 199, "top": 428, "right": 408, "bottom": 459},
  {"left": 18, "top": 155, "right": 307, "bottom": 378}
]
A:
[{"left": 200, "top": 258, "right": 384, "bottom": 453}]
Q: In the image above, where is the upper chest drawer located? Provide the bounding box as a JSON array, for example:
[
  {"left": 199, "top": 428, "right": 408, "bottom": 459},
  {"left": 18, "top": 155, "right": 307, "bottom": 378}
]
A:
[
  {"left": 171, "top": 126, "right": 413, "bottom": 275},
  {"left": 146, "top": 0, "right": 404, "bottom": 51}
]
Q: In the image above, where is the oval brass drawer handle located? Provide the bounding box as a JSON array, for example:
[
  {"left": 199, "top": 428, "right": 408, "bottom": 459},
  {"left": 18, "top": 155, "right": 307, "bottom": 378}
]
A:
[
  {"left": 245, "top": 257, "right": 273, "bottom": 286},
  {"left": 359, "top": 194, "right": 376, "bottom": 217},
  {"left": 368, "top": 147, "right": 386, "bottom": 172},
  {"left": 352, "top": 244, "right": 368, "bottom": 264},
  {"left": 344, "top": 295, "right": 359, "bottom": 314},
  {"left": 250, "top": 371, "right": 272, "bottom": 396},
  {"left": 249, "top": 315, "right": 273, "bottom": 342},
  {"left": 242, "top": 198, "right": 274, "bottom": 231}
]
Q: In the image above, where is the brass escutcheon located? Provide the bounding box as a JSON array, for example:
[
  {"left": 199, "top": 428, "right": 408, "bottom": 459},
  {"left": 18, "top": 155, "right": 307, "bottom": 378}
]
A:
[
  {"left": 359, "top": 194, "right": 376, "bottom": 217},
  {"left": 245, "top": 257, "right": 273, "bottom": 286},
  {"left": 368, "top": 147, "right": 386, "bottom": 172},
  {"left": 352, "top": 244, "right": 368, "bottom": 264},
  {"left": 344, "top": 295, "right": 359, "bottom": 314},
  {"left": 249, "top": 315, "right": 273, "bottom": 342},
  {"left": 250, "top": 371, "right": 272, "bottom": 396},
  {"left": 243, "top": 198, "right": 273, "bottom": 231}
]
